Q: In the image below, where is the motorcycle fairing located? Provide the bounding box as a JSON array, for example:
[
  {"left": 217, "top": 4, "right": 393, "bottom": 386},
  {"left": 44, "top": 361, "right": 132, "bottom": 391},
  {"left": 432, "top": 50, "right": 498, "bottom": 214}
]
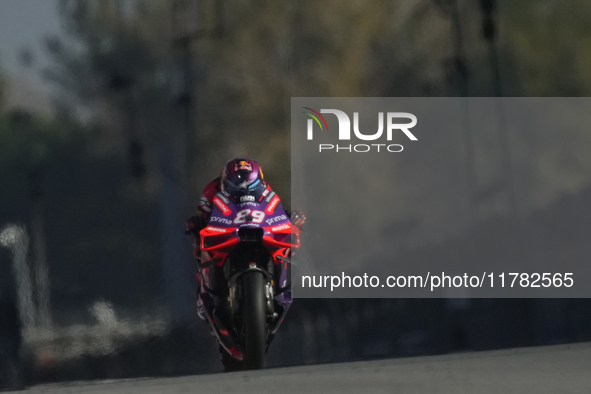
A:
[{"left": 200, "top": 192, "right": 299, "bottom": 262}]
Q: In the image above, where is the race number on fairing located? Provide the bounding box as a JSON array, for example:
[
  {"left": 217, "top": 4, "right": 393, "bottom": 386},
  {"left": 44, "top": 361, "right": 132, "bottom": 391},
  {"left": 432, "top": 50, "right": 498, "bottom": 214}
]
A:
[{"left": 234, "top": 209, "right": 265, "bottom": 224}]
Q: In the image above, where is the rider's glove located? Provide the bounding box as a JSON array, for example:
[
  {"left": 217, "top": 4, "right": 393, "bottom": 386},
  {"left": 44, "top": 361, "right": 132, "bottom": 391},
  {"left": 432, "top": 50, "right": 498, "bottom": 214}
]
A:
[
  {"left": 290, "top": 209, "right": 307, "bottom": 229},
  {"left": 185, "top": 212, "right": 207, "bottom": 235}
]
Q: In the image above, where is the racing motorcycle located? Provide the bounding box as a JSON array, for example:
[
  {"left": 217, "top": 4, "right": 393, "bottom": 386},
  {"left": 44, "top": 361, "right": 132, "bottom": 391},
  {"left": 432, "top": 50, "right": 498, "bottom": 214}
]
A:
[{"left": 196, "top": 190, "right": 300, "bottom": 370}]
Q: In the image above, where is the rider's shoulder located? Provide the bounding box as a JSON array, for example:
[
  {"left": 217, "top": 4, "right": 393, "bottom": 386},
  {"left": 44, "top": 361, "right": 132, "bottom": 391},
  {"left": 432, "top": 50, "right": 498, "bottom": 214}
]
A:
[{"left": 203, "top": 177, "right": 221, "bottom": 193}]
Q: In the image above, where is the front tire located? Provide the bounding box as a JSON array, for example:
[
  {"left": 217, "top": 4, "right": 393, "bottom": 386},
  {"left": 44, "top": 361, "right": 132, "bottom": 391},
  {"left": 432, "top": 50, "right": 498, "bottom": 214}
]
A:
[{"left": 242, "top": 271, "right": 267, "bottom": 370}]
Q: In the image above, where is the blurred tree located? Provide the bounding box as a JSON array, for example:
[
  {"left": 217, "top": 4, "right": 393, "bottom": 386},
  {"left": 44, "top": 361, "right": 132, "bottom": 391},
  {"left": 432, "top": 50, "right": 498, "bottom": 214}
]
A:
[{"left": 501, "top": 0, "right": 591, "bottom": 96}]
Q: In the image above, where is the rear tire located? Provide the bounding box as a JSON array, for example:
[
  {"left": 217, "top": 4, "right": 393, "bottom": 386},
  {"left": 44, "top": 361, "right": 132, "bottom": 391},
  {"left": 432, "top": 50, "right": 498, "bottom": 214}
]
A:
[{"left": 242, "top": 271, "right": 267, "bottom": 370}]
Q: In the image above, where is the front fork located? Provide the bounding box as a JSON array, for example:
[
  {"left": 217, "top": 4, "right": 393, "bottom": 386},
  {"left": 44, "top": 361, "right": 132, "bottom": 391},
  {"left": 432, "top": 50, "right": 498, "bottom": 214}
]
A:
[
  {"left": 200, "top": 255, "right": 292, "bottom": 359},
  {"left": 228, "top": 268, "right": 275, "bottom": 317}
]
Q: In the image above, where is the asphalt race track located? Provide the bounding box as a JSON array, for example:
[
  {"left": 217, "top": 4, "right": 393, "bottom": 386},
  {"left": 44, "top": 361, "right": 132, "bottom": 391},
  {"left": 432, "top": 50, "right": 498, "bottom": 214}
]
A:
[{"left": 15, "top": 343, "right": 591, "bottom": 394}]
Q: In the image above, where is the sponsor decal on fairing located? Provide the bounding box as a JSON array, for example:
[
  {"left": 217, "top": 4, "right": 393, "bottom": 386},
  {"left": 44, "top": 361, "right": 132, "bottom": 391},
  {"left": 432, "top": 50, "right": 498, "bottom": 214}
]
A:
[
  {"left": 216, "top": 192, "right": 230, "bottom": 204},
  {"left": 213, "top": 196, "right": 232, "bottom": 215},
  {"left": 265, "top": 195, "right": 281, "bottom": 214},
  {"left": 206, "top": 226, "right": 229, "bottom": 233},
  {"left": 271, "top": 223, "right": 291, "bottom": 232},
  {"left": 266, "top": 215, "right": 288, "bottom": 225},
  {"left": 265, "top": 191, "right": 276, "bottom": 203},
  {"left": 210, "top": 216, "right": 233, "bottom": 225}
]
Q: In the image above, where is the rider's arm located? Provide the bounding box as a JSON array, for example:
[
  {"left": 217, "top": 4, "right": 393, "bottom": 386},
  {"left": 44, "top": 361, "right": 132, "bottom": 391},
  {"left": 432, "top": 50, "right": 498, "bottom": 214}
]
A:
[{"left": 186, "top": 177, "right": 221, "bottom": 234}]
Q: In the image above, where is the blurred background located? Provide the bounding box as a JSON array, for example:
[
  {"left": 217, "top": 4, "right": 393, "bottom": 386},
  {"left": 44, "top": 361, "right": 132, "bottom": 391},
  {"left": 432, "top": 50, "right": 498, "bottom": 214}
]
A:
[{"left": 1, "top": 0, "right": 591, "bottom": 388}]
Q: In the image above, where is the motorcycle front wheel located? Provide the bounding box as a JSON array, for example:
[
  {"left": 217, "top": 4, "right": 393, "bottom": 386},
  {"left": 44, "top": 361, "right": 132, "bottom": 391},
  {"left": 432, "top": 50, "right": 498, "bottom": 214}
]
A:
[{"left": 241, "top": 271, "right": 267, "bottom": 370}]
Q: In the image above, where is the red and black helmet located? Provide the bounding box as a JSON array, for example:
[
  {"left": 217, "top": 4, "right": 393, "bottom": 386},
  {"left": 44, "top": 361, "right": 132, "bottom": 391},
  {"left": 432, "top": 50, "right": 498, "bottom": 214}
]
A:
[{"left": 220, "top": 158, "right": 266, "bottom": 200}]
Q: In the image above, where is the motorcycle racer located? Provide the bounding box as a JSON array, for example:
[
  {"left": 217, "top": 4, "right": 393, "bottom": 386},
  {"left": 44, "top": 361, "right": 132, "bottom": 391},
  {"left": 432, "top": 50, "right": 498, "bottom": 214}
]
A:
[{"left": 186, "top": 158, "right": 306, "bottom": 319}]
